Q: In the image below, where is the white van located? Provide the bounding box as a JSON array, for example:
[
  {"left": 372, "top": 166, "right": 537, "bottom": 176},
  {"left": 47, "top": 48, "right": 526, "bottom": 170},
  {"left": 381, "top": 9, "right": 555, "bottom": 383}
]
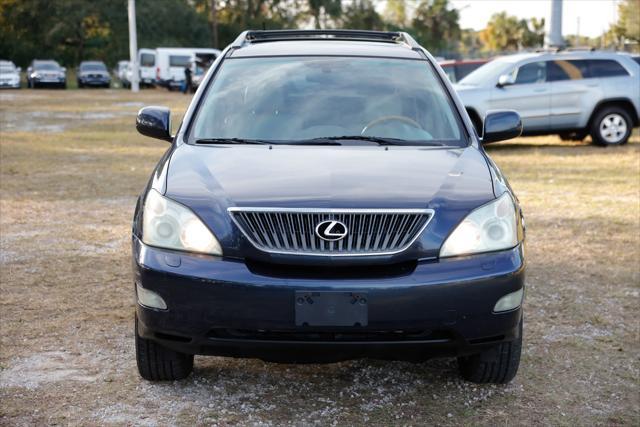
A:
[
  {"left": 138, "top": 48, "right": 156, "bottom": 86},
  {"left": 155, "top": 48, "right": 221, "bottom": 89}
]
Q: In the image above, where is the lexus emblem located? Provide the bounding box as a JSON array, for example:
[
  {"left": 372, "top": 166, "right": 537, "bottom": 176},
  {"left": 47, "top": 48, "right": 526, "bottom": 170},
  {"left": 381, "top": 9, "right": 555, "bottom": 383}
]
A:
[{"left": 315, "top": 220, "right": 348, "bottom": 241}]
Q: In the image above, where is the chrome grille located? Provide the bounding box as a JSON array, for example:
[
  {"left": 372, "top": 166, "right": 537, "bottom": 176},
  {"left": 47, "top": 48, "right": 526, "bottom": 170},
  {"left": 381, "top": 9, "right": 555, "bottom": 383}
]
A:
[{"left": 229, "top": 208, "right": 434, "bottom": 256}]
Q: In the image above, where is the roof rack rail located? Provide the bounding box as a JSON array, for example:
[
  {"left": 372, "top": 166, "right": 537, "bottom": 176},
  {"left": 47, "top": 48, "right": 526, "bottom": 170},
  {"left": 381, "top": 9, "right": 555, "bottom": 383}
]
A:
[{"left": 231, "top": 29, "right": 421, "bottom": 50}]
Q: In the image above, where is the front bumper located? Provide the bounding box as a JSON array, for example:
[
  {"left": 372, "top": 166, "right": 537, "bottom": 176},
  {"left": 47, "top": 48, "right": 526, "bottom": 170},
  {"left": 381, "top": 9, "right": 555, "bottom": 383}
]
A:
[
  {"left": 79, "top": 77, "right": 110, "bottom": 86},
  {"left": 133, "top": 237, "right": 524, "bottom": 362}
]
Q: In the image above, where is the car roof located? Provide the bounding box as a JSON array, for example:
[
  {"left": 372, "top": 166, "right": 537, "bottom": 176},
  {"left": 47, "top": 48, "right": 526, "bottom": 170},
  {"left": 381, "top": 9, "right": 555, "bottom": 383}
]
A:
[
  {"left": 230, "top": 40, "right": 423, "bottom": 59},
  {"left": 227, "top": 30, "right": 425, "bottom": 60},
  {"left": 80, "top": 61, "right": 106, "bottom": 66},
  {"left": 493, "top": 50, "right": 634, "bottom": 63}
]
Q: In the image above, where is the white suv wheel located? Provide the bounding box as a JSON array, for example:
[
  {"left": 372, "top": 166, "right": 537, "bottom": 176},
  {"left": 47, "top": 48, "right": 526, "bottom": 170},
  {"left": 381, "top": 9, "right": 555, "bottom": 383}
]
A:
[{"left": 599, "top": 113, "right": 628, "bottom": 144}]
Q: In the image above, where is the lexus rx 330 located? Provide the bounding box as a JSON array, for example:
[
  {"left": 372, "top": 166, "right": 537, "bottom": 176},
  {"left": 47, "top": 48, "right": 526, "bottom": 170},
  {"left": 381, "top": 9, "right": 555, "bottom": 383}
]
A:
[{"left": 132, "top": 30, "right": 526, "bottom": 384}]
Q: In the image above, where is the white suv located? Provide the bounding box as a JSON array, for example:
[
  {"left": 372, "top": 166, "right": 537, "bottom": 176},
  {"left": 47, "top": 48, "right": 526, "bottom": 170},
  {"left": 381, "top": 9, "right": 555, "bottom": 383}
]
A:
[{"left": 454, "top": 51, "right": 640, "bottom": 145}]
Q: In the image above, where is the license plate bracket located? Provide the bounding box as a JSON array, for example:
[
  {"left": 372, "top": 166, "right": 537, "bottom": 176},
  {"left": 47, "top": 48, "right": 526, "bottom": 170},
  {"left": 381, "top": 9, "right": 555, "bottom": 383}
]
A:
[{"left": 295, "top": 291, "right": 368, "bottom": 327}]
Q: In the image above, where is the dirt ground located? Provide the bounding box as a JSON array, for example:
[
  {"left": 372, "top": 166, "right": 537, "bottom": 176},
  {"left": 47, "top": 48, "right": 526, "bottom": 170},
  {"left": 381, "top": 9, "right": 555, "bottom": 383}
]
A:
[{"left": 0, "top": 89, "right": 638, "bottom": 426}]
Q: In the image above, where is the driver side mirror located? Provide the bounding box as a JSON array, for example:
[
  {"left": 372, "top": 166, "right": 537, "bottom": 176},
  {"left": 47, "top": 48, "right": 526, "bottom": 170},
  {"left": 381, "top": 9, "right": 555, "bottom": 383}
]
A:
[
  {"left": 136, "top": 106, "right": 173, "bottom": 142},
  {"left": 482, "top": 110, "right": 522, "bottom": 144},
  {"left": 497, "top": 73, "right": 515, "bottom": 87}
]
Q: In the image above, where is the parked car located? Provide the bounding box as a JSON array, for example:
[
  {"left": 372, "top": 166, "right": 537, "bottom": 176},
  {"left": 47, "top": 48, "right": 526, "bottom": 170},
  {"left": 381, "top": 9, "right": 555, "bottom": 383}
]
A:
[
  {"left": 0, "top": 60, "right": 21, "bottom": 89},
  {"left": 114, "top": 60, "right": 130, "bottom": 87},
  {"left": 26, "top": 59, "right": 66, "bottom": 88},
  {"left": 132, "top": 30, "right": 526, "bottom": 384},
  {"left": 76, "top": 61, "right": 111, "bottom": 88},
  {"left": 455, "top": 51, "right": 640, "bottom": 145},
  {"left": 138, "top": 48, "right": 156, "bottom": 87},
  {"left": 439, "top": 58, "right": 491, "bottom": 83},
  {"left": 154, "top": 47, "right": 220, "bottom": 90}
]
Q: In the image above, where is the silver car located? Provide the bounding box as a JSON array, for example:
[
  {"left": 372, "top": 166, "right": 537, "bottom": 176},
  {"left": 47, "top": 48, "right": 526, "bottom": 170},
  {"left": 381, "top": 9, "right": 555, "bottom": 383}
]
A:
[{"left": 454, "top": 51, "right": 640, "bottom": 145}]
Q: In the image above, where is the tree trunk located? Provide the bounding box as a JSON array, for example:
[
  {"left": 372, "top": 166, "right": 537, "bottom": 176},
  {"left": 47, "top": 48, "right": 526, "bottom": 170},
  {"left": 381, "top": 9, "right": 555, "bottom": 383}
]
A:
[{"left": 209, "top": 0, "right": 218, "bottom": 49}]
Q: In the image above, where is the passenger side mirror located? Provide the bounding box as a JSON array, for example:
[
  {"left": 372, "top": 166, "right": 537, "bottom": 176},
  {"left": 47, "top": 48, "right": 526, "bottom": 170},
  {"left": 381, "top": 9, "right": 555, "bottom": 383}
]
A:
[
  {"left": 482, "top": 110, "right": 522, "bottom": 144},
  {"left": 497, "top": 73, "right": 515, "bottom": 87},
  {"left": 136, "top": 106, "right": 173, "bottom": 142}
]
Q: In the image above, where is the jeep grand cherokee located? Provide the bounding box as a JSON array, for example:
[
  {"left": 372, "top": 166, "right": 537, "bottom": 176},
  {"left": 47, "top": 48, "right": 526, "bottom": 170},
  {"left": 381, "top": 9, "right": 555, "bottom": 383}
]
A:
[{"left": 132, "top": 30, "right": 526, "bottom": 384}]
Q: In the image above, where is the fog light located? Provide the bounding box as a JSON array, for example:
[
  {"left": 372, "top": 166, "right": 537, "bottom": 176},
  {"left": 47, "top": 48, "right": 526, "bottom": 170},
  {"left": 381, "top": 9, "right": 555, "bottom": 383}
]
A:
[
  {"left": 493, "top": 288, "right": 524, "bottom": 312},
  {"left": 136, "top": 284, "right": 167, "bottom": 310}
]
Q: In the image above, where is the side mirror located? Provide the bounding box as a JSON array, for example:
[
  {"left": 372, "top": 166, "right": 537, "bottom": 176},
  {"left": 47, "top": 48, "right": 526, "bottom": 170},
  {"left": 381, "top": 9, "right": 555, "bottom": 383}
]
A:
[
  {"left": 136, "top": 106, "right": 172, "bottom": 142},
  {"left": 482, "top": 110, "right": 522, "bottom": 144},
  {"left": 16, "top": 67, "right": 21, "bottom": 73},
  {"left": 61, "top": 67, "right": 66, "bottom": 73},
  {"left": 497, "top": 73, "right": 514, "bottom": 87}
]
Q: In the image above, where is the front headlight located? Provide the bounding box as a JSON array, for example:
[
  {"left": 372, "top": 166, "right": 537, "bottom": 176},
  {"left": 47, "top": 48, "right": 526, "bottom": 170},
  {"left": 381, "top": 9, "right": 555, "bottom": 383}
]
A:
[
  {"left": 142, "top": 189, "right": 222, "bottom": 255},
  {"left": 440, "top": 192, "right": 518, "bottom": 257}
]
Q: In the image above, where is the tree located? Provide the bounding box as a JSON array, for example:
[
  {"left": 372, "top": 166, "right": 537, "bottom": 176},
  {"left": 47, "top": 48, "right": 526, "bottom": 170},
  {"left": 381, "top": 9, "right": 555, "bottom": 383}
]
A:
[
  {"left": 383, "top": 0, "right": 407, "bottom": 29},
  {"left": 522, "top": 17, "right": 545, "bottom": 48},
  {"left": 341, "top": 0, "right": 383, "bottom": 30},
  {"left": 307, "top": 0, "right": 342, "bottom": 29},
  {"left": 479, "top": 13, "right": 545, "bottom": 53},
  {"left": 411, "top": 0, "right": 460, "bottom": 56},
  {"left": 617, "top": 0, "right": 640, "bottom": 46}
]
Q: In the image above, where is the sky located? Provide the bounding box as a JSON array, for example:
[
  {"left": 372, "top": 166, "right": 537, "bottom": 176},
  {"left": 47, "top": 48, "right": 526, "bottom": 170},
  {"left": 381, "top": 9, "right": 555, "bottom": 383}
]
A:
[{"left": 448, "top": 0, "right": 622, "bottom": 38}]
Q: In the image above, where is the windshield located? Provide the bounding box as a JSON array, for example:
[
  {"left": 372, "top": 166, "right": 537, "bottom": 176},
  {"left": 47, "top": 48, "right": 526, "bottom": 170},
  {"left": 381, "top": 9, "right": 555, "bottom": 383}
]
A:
[
  {"left": 190, "top": 56, "right": 465, "bottom": 146},
  {"left": 458, "top": 59, "right": 512, "bottom": 86},
  {"left": 34, "top": 62, "right": 59, "bottom": 70},
  {"left": 0, "top": 64, "right": 16, "bottom": 72},
  {"left": 81, "top": 63, "right": 106, "bottom": 71}
]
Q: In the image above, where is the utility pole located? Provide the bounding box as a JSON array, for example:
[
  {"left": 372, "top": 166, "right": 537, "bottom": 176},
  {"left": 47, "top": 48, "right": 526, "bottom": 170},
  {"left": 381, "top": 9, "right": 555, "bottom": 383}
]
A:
[
  {"left": 210, "top": 0, "right": 219, "bottom": 49},
  {"left": 128, "top": 0, "right": 139, "bottom": 92},
  {"left": 545, "top": 0, "right": 564, "bottom": 48}
]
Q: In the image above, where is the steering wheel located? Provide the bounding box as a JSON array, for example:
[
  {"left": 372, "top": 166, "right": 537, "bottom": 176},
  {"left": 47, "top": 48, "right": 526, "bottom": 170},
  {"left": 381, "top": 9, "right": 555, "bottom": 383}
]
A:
[{"left": 361, "top": 115, "right": 422, "bottom": 135}]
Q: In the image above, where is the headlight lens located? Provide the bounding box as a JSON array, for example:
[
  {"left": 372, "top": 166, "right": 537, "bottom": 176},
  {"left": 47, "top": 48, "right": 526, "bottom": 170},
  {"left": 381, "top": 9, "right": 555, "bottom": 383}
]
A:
[
  {"left": 440, "top": 192, "right": 518, "bottom": 257},
  {"left": 142, "top": 189, "right": 222, "bottom": 255}
]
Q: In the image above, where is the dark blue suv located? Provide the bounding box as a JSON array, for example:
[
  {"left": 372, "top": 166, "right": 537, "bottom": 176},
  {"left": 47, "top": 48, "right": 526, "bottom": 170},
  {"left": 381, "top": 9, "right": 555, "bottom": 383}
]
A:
[{"left": 132, "top": 30, "right": 526, "bottom": 384}]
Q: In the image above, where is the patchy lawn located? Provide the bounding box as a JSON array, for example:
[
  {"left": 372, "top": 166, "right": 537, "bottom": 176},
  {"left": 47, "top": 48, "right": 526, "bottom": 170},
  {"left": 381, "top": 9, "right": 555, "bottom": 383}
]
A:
[{"left": 1, "top": 89, "right": 638, "bottom": 425}]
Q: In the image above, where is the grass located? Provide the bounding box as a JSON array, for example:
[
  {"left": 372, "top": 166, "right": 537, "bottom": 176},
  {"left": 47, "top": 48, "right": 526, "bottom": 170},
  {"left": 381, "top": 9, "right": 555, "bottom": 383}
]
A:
[{"left": 0, "top": 89, "right": 639, "bottom": 425}]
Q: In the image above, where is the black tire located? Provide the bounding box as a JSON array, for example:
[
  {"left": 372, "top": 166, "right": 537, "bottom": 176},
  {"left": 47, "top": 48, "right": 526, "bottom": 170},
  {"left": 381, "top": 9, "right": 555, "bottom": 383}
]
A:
[
  {"left": 135, "top": 315, "right": 193, "bottom": 381},
  {"left": 590, "top": 106, "right": 632, "bottom": 146},
  {"left": 78, "top": 82, "right": 83, "bottom": 88},
  {"left": 458, "top": 318, "right": 522, "bottom": 384}
]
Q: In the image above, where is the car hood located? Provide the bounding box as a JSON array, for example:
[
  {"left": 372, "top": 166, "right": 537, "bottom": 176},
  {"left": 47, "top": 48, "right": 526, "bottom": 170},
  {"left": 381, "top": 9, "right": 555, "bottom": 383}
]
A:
[
  {"left": 165, "top": 143, "right": 494, "bottom": 209},
  {"left": 159, "top": 143, "right": 496, "bottom": 262}
]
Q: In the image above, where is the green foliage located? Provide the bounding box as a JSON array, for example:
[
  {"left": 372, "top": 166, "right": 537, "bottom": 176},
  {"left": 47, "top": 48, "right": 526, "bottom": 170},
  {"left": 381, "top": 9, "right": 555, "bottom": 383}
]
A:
[
  {"left": 480, "top": 12, "right": 544, "bottom": 53},
  {"left": 341, "top": 0, "right": 383, "bottom": 31},
  {"left": 4, "top": 0, "right": 633, "bottom": 68},
  {"left": 617, "top": 0, "right": 640, "bottom": 44},
  {"left": 411, "top": 0, "right": 460, "bottom": 56}
]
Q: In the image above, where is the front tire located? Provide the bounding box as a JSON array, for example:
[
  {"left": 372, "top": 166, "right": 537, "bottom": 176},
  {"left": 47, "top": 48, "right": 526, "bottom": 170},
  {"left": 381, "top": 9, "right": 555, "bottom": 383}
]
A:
[
  {"left": 135, "top": 315, "right": 194, "bottom": 381},
  {"left": 590, "top": 107, "right": 632, "bottom": 146},
  {"left": 457, "top": 318, "right": 522, "bottom": 384}
]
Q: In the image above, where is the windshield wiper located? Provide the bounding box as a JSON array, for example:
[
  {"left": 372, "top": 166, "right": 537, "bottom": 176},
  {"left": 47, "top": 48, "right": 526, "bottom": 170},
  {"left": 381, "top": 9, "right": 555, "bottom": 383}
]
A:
[
  {"left": 194, "top": 137, "right": 271, "bottom": 145},
  {"left": 308, "top": 136, "right": 446, "bottom": 146},
  {"left": 194, "top": 137, "right": 342, "bottom": 146}
]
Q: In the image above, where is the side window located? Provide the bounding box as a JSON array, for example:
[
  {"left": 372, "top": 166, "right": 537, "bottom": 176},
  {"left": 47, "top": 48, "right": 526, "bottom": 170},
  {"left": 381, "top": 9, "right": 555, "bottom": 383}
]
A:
[
  {"left": 589, "top": 59, "right": 629, "bottom": 78},
  {"left": 547, "top": 61, "right": 570, "bottom": 81},
  {"left": 549, "top": 60, "right": 590, "bottom": 80},
  {"left": 514, "top": 62, "right": 546, "bottom": 84}
]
